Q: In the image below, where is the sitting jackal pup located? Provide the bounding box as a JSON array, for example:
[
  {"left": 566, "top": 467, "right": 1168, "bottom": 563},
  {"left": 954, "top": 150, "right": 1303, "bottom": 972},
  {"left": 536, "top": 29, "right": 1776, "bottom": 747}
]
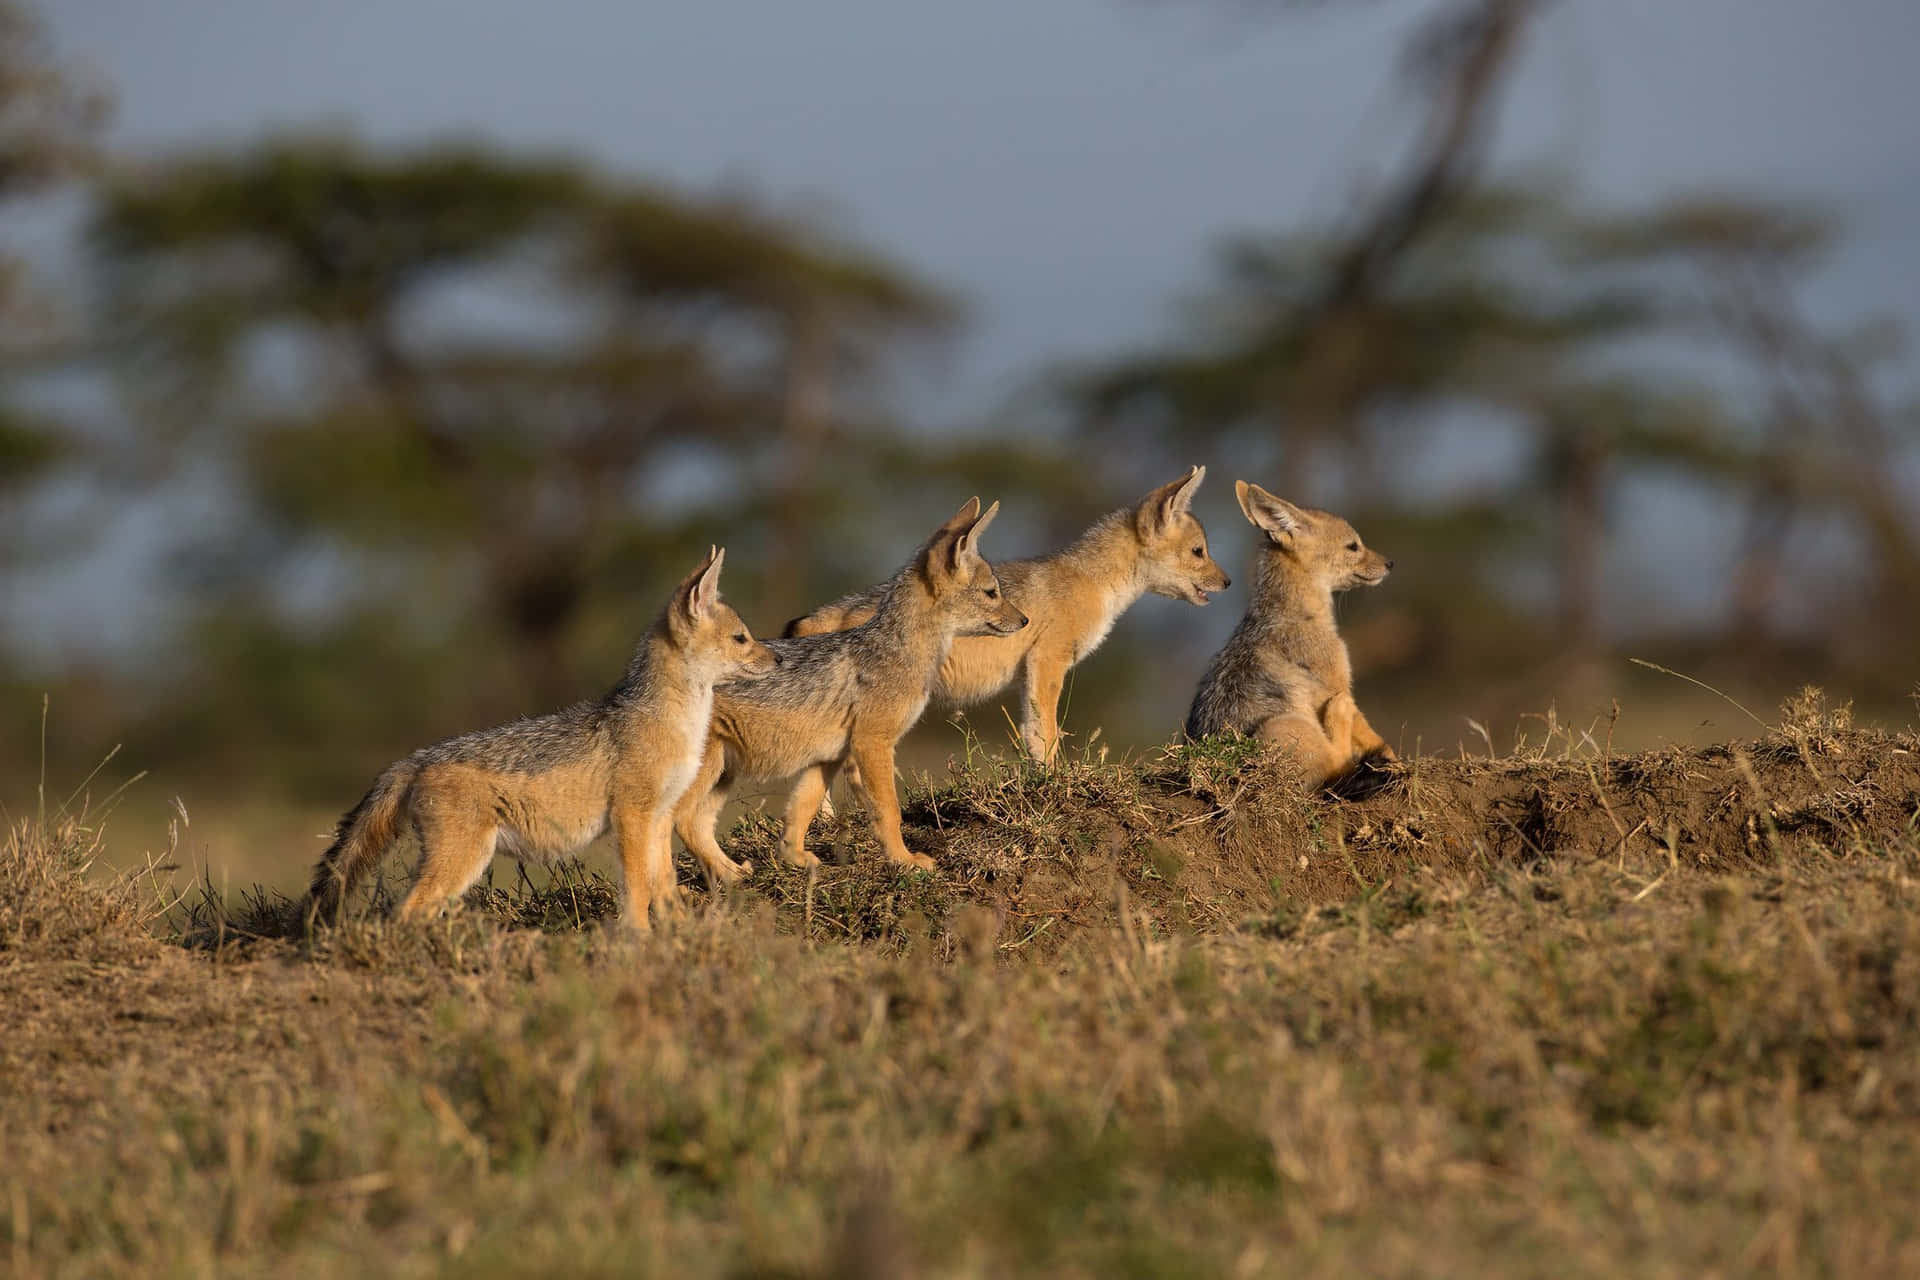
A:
[
  {"left": 307, "top": 548, "right": 777, "bottom": 929},
  {"left": 675, "top": 498, "right": 1027, "bottom": 876},
  {"left": 1186, "top": 482, "right": 1396, "bottom": 789},
  {"left": 787, "top": 466, "right": 1230, "bottom": 763}
]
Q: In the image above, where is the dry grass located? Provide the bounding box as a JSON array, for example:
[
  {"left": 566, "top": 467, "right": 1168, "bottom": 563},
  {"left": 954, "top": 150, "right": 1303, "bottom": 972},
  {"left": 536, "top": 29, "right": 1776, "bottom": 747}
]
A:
[{"left": 5, "top": 702, "right": 1920, "bottom": 1276}]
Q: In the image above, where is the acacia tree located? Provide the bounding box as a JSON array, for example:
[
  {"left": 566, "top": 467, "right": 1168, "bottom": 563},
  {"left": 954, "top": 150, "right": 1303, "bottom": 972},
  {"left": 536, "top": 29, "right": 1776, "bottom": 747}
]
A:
[
  {"left": 88, "top": 133, "right": 968, "bottom": 757},
  {"left": 1571, "top": 198, "right": 1920, "bottom": 653},
  {"left": 92, "top": 136, "right": 959, "bottom": 723},
  {"left": 582, "top": 190, "right": 957, "bottom": 618}
]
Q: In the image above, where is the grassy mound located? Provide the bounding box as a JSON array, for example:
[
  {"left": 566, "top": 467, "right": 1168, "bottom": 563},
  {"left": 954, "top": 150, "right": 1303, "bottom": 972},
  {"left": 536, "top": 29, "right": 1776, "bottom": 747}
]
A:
[
  {"left": 0, "top": 808, "right": 169, "bottom": 964},
  {"left": 6, "top": 702, "right": 1920, "bottom": 1274}
]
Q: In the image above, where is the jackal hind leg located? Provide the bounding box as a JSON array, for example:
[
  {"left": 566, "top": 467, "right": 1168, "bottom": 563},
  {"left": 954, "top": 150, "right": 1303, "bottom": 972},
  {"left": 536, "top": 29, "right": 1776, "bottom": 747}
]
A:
[
  {"left": 398, "top": 777, "right": 499, "bottom": 920},
  {"left": 779, "top": 762, "right": 841, "bottom": 868},
  {"left": 1254, "top": 712, "right": 1353, "bottom": 792}
]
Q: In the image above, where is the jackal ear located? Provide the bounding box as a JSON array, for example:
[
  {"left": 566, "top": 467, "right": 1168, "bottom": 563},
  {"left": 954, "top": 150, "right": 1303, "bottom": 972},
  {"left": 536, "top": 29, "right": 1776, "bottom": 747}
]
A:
[
  {"left": 933, "top": 497, "right": 983, "bottom": 542},
  {"left": 1236, "top": 481, "right": 1302, "bottom": 545},
  {"left": 680, "top": 545, "right": 725, "bottom": 622},
  {"left": 1142, "top": 465, "right": 1205, "bottom": 533},
  {"left": 950, "top": 500, "right": 1000, "bottom": 574}
]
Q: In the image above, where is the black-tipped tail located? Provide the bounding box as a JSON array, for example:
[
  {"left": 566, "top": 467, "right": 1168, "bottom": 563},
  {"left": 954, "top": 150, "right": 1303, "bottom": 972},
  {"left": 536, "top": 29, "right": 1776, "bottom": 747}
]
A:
[{"left": 306, "top": 759, "right": 417, "bottom": 923}]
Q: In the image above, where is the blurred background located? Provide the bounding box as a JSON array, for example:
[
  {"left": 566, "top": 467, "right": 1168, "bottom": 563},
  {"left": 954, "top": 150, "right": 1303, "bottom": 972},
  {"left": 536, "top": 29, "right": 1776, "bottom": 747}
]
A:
[{"left": 3, "top": 0, "right": 1916, "bottom": 884}]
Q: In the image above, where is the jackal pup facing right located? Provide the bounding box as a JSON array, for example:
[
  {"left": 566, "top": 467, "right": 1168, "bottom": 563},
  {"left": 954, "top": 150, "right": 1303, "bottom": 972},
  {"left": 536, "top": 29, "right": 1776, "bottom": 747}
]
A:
[
  {"left": 675, "top": 497, "right": 1027, "bottom": 877},
  {"left": 786, "top": 465, "right": 1231, "bottom": 764},
  {"left": 307, "top": 547, "right": 777, "bottom": 930},
  {"left": 1186, "top": 482, "right": 1396, "bottom": 789}
]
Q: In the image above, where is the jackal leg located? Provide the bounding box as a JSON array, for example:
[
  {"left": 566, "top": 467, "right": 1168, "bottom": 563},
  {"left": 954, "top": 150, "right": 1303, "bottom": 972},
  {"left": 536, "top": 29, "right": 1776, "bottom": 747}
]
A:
[
  {"left": 615, "top": 801, "right": 677, "bottom": 931},
  {"left": 779, "top": 762, "right": 840, "bottom": 867},
  {"left": 674, "top": 740, "right": 751, "bottom": 885},
  {"left": 399, "top": 779, "right": 498, "bottom": 920},
  {"left": 1255, "top": 711, "right": 1353, "bottom": 792},
  {"left": 1320, "top": 692, "right": 1358, "bottom": 763},
  {"left": 847, "top": 735, "right": 933, "bottom": 871},
  {"left": 818, "top": 760, "right": 858, "bottom": 821},
  {"left": 1020, "top": 655, "right": 1068, "bottom": 764},
  {"left": 1349, "top": 705, "right": 1396, "bottom": 761}
]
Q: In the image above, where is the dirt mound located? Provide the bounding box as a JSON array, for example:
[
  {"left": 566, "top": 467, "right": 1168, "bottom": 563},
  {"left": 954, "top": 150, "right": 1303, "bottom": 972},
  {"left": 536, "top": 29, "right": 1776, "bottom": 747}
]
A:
[
  {"left": 169, "top": 708, "right": 1919, "bottom": 964},
  {"left": 720, "top": 720, "right": 1920, "bottom": 958}
]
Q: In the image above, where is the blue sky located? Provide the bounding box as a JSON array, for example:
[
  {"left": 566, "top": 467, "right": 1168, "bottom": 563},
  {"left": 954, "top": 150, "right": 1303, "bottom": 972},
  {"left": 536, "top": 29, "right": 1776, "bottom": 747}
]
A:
[
  {"left": 14, "top": 0, "right": 1920, "bottom": 662},
  {"left": 40, "top": 0, "right": 1920, "bottom": 416}
]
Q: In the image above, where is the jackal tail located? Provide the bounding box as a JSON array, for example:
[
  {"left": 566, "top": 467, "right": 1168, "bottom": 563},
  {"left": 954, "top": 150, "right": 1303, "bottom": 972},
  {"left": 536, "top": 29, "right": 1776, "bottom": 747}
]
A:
[{"left": 306, "top": 758, "right": 418, "bottom": 922}]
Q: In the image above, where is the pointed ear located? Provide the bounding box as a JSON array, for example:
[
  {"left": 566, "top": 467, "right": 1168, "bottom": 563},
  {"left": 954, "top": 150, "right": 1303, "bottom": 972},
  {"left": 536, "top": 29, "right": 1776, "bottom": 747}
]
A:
[
  {"left": 923, "top": 497, "right": 983, "bottom": 578},
  {"left": 1141, "top": 465, "right": 1205, "bottom": 533},
  {"left": 679, "top": 545, "right": 724, "bottom": 622},
  {"left": 1236, "top": 481, "right": 1302, "bottom": 545},
  {"left": 950, "top": 500, "right": 1000, "bottom": 574},
  {"left": 933, "top": 497, "right": 983, "bottom": 542}
]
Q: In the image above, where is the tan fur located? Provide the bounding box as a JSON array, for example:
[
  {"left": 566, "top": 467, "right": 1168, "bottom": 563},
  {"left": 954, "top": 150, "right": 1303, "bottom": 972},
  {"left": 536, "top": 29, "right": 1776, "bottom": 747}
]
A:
[
  {"left": 1185, "top": 482, "right": 1396, "bottom": 790},
  {"left": 676, "top": 498, "right": 1027, "bottom": 876},
  {"left": 307, "top": 547, "right": 777, "bottom": 930},
  {"left": 787, "top": 466, "right": 1230, "bottom": 764}
]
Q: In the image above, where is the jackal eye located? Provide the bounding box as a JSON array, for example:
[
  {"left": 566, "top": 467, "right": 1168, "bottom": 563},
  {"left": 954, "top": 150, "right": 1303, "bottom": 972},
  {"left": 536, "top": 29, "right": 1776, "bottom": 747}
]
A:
[
  {"left": 733, "top": 633, "right": 748, "bottom": 644},
  {"left": 1191, "top": 545, "right": 1204, "bottom": 558},
  {"left": 1346, "top": 541, "right": 1360, "bottom": 552}
]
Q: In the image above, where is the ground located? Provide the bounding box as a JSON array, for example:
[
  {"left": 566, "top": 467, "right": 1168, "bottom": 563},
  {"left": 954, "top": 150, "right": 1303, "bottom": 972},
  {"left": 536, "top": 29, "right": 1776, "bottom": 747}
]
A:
[{"left": 4, "top": 691, "right": 1919, "bottom": 1277}]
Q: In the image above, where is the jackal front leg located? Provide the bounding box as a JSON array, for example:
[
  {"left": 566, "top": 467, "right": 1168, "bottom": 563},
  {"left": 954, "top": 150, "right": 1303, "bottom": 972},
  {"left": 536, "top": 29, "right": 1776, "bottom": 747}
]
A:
[
  {"left": 1020, "top": 655, "right": 1068, "bottom": 764},
  {"left": 847, "top": 735, "right": 934, "bottom": 871},
  {"left": 674, "top": 740, "right": 752, "bottom": 885},
  {"left": 615, "top": 802, "right": 678, "bottom": 931},
  {"left": 1348, "top": 705, "right": 1396, "bottom": 762}
]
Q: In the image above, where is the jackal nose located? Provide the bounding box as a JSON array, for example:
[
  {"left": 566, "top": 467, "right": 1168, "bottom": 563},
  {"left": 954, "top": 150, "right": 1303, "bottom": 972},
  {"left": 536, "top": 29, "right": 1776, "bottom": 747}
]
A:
[
  {"left": 1220, "top": 574, "right": 1232, "bottom": 589},
  {"left": 1384, "top": 560, "right": 1395, "bottom": 571}
]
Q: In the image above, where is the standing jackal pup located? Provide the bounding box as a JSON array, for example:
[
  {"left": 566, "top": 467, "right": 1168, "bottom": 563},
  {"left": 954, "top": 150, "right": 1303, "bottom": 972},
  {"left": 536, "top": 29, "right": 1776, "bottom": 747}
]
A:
[
  {"left": 1186, "top": 482, "right": 1396, "bottom": 789},
  {"left": 307, "top": 548, "right": 777, "bottom": 929},
  {"left": 676, "top": 498, "right": 1027, "bottom": 876},
  {"left": 787, "top": 466, "right": 1230, "bottom": 763}
]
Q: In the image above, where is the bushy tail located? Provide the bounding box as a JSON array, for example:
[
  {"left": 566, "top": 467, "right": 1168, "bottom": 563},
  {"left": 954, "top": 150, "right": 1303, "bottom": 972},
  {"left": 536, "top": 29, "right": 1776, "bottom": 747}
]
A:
[{"left": 306, "top": 758, "right": 418, "bottom": 923}]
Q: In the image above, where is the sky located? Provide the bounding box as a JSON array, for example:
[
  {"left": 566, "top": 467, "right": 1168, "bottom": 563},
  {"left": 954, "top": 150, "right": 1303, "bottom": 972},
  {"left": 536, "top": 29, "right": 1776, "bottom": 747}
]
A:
[
  {"left": 15, "top": 0, "right": 1920, "bottom": 662},
  {"left": 38, "top": 0, "right": 1920, "bottom": 414}
]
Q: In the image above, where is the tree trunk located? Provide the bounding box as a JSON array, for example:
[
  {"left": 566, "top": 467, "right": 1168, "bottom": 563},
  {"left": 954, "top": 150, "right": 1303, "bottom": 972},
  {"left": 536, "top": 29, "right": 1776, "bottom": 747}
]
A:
[{"left": 1555, "top": 422, "right": 1604, "bottom": 652}]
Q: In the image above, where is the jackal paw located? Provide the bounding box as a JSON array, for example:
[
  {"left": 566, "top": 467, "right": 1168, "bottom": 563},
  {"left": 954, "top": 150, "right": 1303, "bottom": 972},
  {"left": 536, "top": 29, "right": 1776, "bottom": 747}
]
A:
[
  {"left": 704, "top": 857, "right": 752, "bottom": 886},
  {"left": 780, "top": 847, "right": 822, "bottom": 869},
  {"left": 888, "top": 850, "right": 937, "bottom": 873}
]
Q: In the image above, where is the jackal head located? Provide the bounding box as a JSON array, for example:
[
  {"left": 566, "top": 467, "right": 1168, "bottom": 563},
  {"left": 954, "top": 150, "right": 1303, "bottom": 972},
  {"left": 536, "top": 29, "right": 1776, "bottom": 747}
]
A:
[
  {"left": 1235, "top": 481, "right": 1393, "bottom": 593},
  {"left": 921, "top": 497, "right": 1029, "bottom": 638},
  {"left": 668, "top": 547, "right": 780, "bottom": 681},
  {"left": 1132, "top": 464, "right": 1232, "bottom": 605}
]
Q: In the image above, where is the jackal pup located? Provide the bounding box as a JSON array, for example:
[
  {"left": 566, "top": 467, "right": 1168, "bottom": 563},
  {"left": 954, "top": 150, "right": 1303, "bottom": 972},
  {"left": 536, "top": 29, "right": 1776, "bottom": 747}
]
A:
[
  {"left": 787, "top": 466, "right": 1230, "bottom": 763},
  {"left": 307, "top": 548, "right": 777, "bottom": 928},
  {"left": 1186, "top": 482, "right": 1396, "bottom": 788},
  {"left": 675, "top": 497, "right": 1027, "bottom": 877}
]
